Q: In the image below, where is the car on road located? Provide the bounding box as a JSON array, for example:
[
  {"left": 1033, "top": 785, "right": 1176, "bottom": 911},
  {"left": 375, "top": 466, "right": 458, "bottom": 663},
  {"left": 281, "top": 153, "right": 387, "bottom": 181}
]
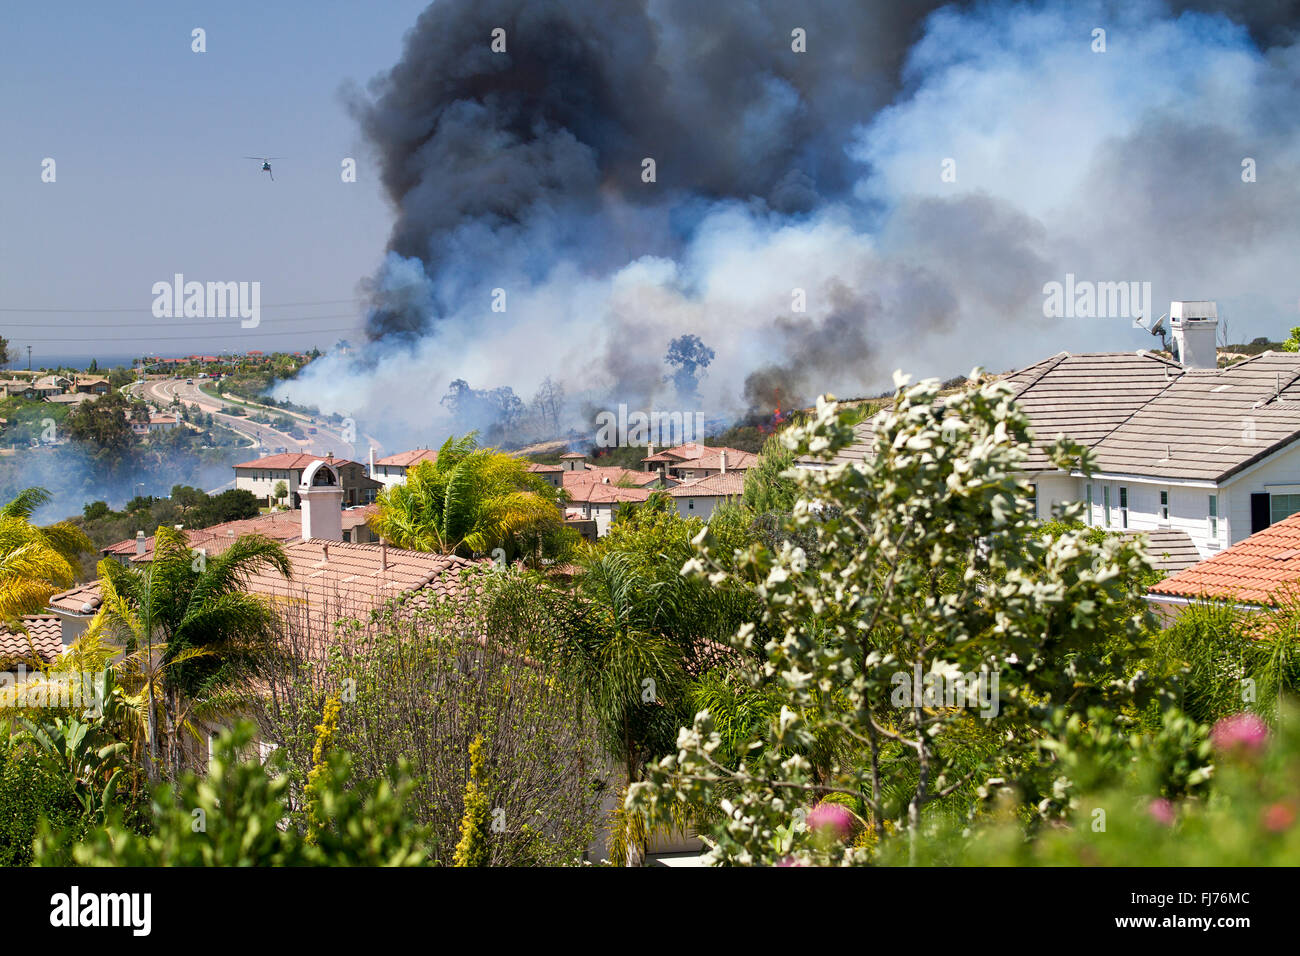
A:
[{"left": 186, "top": 379, "right": 193, "bottom": 385}]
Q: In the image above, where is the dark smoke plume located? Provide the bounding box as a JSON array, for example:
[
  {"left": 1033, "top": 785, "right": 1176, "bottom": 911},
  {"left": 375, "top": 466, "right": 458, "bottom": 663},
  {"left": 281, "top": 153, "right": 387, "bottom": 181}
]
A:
[{"left": 349, "top": 0, "right": 944, "bottom": 340}]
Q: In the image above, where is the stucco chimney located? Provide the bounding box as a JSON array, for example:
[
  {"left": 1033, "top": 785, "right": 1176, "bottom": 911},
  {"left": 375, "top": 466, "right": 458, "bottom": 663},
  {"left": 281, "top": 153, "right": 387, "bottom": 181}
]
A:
[
  {"left": 368, "top": 445, "right": 375, "bottom": 477},
  {"left": 720, "top": 449, "right": 728, "bottom": 475},
  {"left": 645, "top": 442, "right": 656, "bottom": 470},
  {"left": 1170, "top": 300, "right": 1219, "bottom": 370},
  {"left": 300, "top": 459, "right": 344, "bottom": 542},
  {"left": 135, "top": 530, "right": 145, "bottom": 556},
  {"left": 380, "top": 539, "right": 388, "bottom": 571}
]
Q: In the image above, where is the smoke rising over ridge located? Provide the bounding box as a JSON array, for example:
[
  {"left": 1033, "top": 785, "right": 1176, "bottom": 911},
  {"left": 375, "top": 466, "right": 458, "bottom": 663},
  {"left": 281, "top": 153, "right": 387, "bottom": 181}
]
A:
[{"left": 279, "top": 0, "right": 1300, "bottom": 450}]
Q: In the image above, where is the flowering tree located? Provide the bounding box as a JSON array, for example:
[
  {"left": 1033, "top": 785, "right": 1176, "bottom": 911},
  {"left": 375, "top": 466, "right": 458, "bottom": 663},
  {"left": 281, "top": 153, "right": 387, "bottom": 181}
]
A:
[{"left": 630, "top": 373, "right": 1165, "bottom": 865}]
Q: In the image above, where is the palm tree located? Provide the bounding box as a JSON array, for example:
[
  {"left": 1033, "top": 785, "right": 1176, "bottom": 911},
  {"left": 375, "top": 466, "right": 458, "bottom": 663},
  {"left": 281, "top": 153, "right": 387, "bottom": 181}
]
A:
[
  {"left": 555, "top": 551, "right": 696, "bottom": 865},
  {"left": 369, "top": 433, "right": 566, "bottom": 559},
  {"left": 86, "top": 526, "right": 291, "bottom": 780},
  {"left": 0, "top": 487, "right": 92, "bottom": 621}
]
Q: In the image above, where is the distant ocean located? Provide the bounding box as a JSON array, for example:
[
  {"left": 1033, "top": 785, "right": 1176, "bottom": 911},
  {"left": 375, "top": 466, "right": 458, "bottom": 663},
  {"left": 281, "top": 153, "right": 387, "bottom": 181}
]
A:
[{"left": 9, "top": 354, "right": 153, "bottom": 371}]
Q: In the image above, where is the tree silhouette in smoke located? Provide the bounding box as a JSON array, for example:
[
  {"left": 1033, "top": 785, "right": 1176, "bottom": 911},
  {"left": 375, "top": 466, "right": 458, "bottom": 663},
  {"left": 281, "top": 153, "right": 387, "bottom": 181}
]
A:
[
  {"left": 441, "top": 379, "right": 526, "bottom": 443},
  {"left": 664, "top": 334, "right": 715, "bottom": 402}
]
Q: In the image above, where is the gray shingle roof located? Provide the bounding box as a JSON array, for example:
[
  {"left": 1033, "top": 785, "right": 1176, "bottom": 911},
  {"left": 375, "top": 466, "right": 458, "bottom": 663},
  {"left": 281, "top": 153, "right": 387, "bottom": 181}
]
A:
[
  {"left": 1120, "top": 529, "right": 1201, "bottom": 574},
  {"left": 1078, "top": 352, "right": 1300, "bottom": 481},
  {"left": 802, "top": 351, "right": 1300, "bottom": 482}
]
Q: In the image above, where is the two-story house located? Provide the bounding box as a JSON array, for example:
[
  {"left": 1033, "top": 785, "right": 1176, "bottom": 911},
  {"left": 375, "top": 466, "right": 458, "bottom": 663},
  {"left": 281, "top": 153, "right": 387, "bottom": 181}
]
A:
[
  {"left": 234, "top": 452, "right": 381, "bottom": 507},
  {"left": 804, "top": 302, "right": 1300, "bottom": 566}
]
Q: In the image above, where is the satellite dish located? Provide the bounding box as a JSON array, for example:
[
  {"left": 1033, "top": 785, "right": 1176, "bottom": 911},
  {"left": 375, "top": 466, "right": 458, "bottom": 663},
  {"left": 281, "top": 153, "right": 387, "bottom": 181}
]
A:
[{"left": 1135, "top": 313, "right": 1170, "bottom": 349}]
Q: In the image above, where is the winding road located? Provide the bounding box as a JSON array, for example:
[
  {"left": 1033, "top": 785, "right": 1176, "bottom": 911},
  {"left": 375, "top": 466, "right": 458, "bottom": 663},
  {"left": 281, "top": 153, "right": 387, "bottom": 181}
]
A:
[{"left": 127, "top": 376, "right": 381, "bottom": 468}]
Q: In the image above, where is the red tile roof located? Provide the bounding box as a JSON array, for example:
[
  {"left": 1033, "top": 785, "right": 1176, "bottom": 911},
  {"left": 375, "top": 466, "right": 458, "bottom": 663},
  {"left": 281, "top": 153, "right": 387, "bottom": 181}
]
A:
[
  {"left": 47, "top": 582, "right": 103, "bottom": 615},
  {"left": 103, "top": 506, "right": 380, "bottom": 562},
  {"left": 0, "top": 616, "right": 62, "bottom": 667},
  {"left": 666, "top": 472, "right": 746, "bottom": 497},
  {"left": 562, "top": 466, "right": 660, "bottom": 490},
  {"left": 241, "top": 540, "right": 481, "bottom": 624},
  {"left": 234, "top": 453, "right": 362, "bottom": 470},
  {"left": 643, "top": 443, "right": 758, "bottom": 472},
  {"left": 104, "top": 511, "right": 301, "bottom": 558},
  {"left": 1148, "top": 510, "right": 1300, "bottom": 606},
  {"left": 564, "top": 483, "right": 654, "bottom": 505},
  {"left": 374, "top": 449, "right": 439, "bottom": 468},
  {"left": 526, "top": 462, "right": 564, "bottom": 473}
]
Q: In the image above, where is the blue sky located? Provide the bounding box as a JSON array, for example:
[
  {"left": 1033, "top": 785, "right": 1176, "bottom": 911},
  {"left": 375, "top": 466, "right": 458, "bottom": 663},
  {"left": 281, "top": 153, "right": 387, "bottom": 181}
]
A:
[{"left": 0, "top": 0, "right": 429, "bottom": 365}]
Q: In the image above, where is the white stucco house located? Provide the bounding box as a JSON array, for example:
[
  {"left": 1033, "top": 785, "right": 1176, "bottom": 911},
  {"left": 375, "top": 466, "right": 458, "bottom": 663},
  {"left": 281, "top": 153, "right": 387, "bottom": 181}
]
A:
[
  {"left": 804, "top": 302, "right": 1300, "bottom": 569},
  {"left": 666, "top": 472, "right": 745, "bottom": 521},
  {"left": 370, "top": 447, "right": 439, "bottom": 489},
  {"left": 234, "top": 452, "right": 380, "bottom": 507}
]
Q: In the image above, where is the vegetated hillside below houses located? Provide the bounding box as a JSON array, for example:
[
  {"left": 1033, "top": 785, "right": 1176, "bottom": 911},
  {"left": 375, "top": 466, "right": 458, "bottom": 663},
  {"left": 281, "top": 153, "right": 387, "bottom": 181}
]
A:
[{"left": 806, "top": 301, "right": 1300, "bottom": 567}]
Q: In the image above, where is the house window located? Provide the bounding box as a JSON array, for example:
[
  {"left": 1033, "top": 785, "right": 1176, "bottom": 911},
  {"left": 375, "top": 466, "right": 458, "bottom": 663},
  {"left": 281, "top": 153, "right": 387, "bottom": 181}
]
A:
[
  {"left": 1209, "top": 494, "right": 1219, "bottom": 537},
  {"left": 1160, "top": 490, "right": 1169, "bottom": 521},
  {"left": 1119, "top": 487, "right": 1128, "bottom": 529},
  {"left": 1270, "top": 493, "right": 1300, "bottom": 525},
  {"left": 1086, "top": 484, "right": 1093, "bottom": 526},
  {"left": 1027, "top": 483, "right": 1038, "bottom": 518},
  {"left": 688, "top": 500, "right": 695, "bottom": 510},
  {"left": 1103, "top": 486, "right": 1111, "bottom": 528}
]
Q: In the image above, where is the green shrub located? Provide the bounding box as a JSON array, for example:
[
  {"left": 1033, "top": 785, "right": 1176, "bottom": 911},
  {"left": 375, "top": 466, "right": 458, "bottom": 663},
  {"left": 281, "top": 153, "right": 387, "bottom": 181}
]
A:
[{"left": 0, "top": 735, "right": 85, "bottom": 866}]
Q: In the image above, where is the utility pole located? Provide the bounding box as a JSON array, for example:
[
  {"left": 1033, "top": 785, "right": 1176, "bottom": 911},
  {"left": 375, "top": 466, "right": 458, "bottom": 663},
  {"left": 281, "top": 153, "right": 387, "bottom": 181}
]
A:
[{"left": 26, "top": 345, "right": 32, "bottom": 371}]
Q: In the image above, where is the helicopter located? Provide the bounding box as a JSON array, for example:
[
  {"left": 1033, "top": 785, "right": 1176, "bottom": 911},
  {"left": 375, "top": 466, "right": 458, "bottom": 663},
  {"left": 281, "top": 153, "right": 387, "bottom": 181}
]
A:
[{"left": 244, "top": 156, "right": 281, "bottom": 181}]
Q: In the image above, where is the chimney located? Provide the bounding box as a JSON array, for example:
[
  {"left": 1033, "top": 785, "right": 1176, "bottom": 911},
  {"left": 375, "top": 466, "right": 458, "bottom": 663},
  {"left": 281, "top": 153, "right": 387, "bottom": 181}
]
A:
[
  {"left": 300, "top": 459, "right": 344, "bottom": 542},
  {"left": 1170, "top": 300, "right": 1219, "bottom": 370},
  {"left": 645, "top": 441, "right": 656, "bottom": 470},
  {"left": 720, "top": 449, "right": 728, "bottom": 475},
  {"left": 380, "top": 539, "right": 388, "bottom": 571},
  {"left": 368, "top": 445, "right": 375, "bottom": 477},
  {"left": 135, "top": 530, "right": 145, "bottom": 556},
  {"left": 321, "top": 542, "right": 330, "bottom": 561}
]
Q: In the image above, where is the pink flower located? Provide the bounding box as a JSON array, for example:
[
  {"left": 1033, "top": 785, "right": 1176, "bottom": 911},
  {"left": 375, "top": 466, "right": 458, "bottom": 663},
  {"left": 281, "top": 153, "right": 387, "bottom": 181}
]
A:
[
  {"left": 1211, "top": 714, "right": 1269, "bottom": 754},
  {"left": 806, "top": 802, "right": 855, "bottom": 841},
  {"left": 1147, "top": 797, "right": 1176, "bottom": 826},
  {"left": 1262, "top": 802, "right": 1296, "bottom": 833}
]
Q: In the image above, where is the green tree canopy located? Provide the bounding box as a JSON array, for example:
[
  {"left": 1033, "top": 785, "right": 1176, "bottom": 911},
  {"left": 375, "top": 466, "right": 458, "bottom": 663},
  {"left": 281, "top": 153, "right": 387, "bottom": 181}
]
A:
[{"left": 368, "top": 433, "right": 566, "bottom": 559}]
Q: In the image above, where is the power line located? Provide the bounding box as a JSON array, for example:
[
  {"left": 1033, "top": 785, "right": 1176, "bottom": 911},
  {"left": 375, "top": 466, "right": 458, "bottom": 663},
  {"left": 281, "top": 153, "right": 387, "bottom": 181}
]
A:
[
  {"left": 9, "top": 326, "right": 361, "bottom": 343},
  {"left": 0, "top": 297, "right": 366, "bottom": 314},
  {"left": 0, "top": 312, "right": 365, "bottom": 329}
]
